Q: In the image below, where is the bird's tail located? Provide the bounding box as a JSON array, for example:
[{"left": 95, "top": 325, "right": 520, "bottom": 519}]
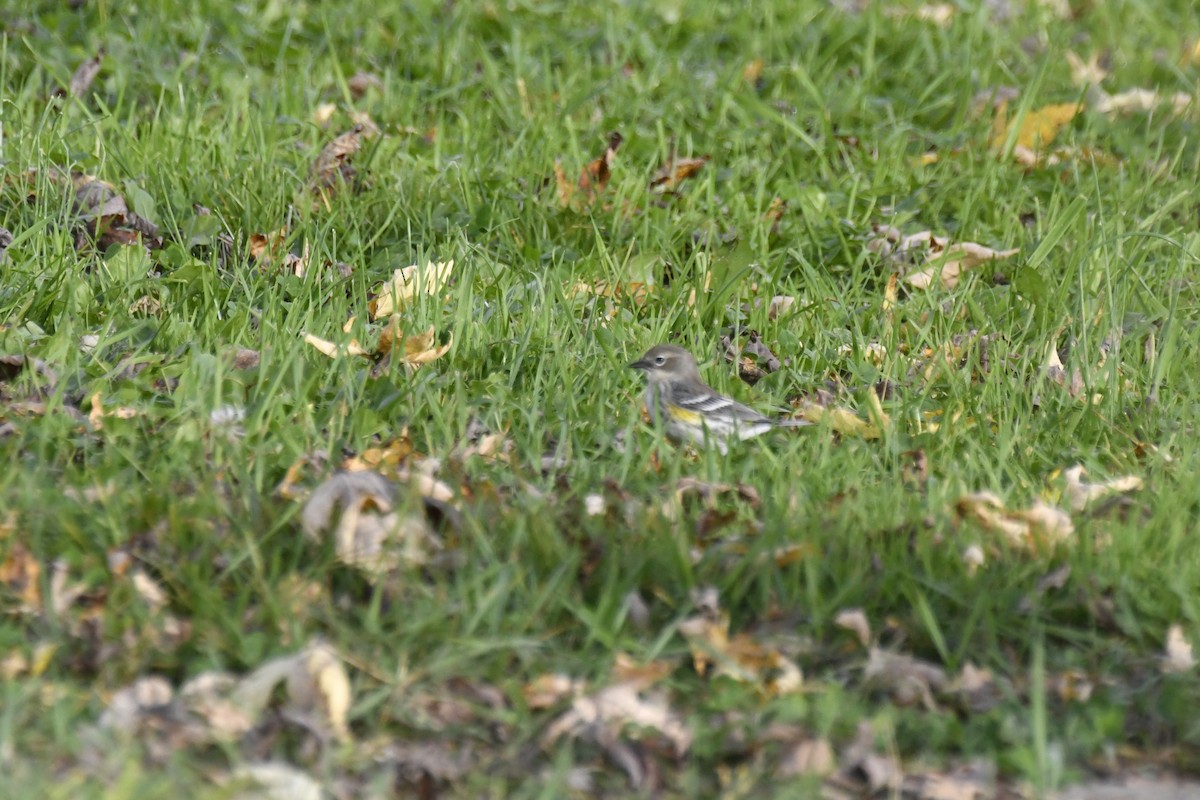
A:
[{"left": 775, "top": 418, "right": 814, "bottom": 428}]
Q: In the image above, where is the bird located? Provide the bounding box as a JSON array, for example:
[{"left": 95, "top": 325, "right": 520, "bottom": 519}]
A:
[{"left": 628, "top": 343, "right": 810, "bottom": 453}]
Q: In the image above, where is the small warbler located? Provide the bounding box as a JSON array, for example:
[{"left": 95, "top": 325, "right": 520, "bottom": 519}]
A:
[{"left": 629, "top": 344, "right": 810, "bottom": 453}]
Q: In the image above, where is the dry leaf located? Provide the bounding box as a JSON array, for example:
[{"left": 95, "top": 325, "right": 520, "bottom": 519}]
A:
[
  {"left": 312, "top": 103, "right": 337, "bottom": 127},
  {"left": 777, "top": 737, "right": 836, "bottom": 778},
  {"left": 87, "top": 391, "right": 139, "bottom": 430},
  {"left": 0, "top": 540, "right": 41, "bottom": 613},
  {"left": 835, "top": 608, "right": 872, "bottom": 648},
  {"left": 767, "top": 295, "right": 795, "bottom": 320},
  {"left": 523, "top": 673, "right": 585, "bottom": 709},
  {"left": 864, "top": 647, "right": 947, "bottom": 709},
  {"left": 955, "top": 492, "right": 1074, "bottom": 551},
  {"left": 557, "top": 132, "right": 623, "bottom": 209},
  {"left": 741, "top": 58, "right": 764, "bottom": 85},
  {"left": 1092, "top": 88, "right": 1193, "bottom": 116},
  {"left": 369, "top": 260, "right": 454, "bottom": 318},
  {"left": 1163, "top": 624, "right": 1195, "bottom": 674},
  {"left": 99, "top": 676, "right": 175, "bottom": 735},
  {"left": 62, "top": 51, "right": 103, "bottom": 98},
  {"left": 678, "top": 613, "right": 803, "bottom": 695},
  {"left": 303, "top": 332, "right": 370, "bottom": 359},
  {"left": 1065, "top": 51, "right": 1108, "bottom": 87},
  {"left": 542, "top": 681, "right": 692, "bottom": 757},
  {"left": 233, "top": 640, "right": 353, "bottom": 741},
  {"left": 1062, "top": 465, "right": 1143, "bottom": 512},
  {"left": 990, "top": 101, "right": 1082, "bottom": 151},
  {"left": 228, "top": 762, "right": 324, "bottom": 800},
  {"left": 377, "top": 322, "right": 453, "bottom": 367},
  {"left": 793, "top": 397, "right": 886, "bottom": 439},
  {"left": 347, "top": 71, "right": 383, "bottom": 98},
  {"left": 301, "top": 471, "right": 442, "bottom": 576},
  {"left": 570, "top": 279, "right": 652, "bottom": 307},
  {"left": 649, "top": 154, "right": 708, "bottom": 193},
  {"left": 308, "top": 124, "right": 368, "bottom": 199}
]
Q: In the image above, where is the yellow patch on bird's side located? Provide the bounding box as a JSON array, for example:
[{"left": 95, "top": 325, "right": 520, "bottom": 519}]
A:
[{"left": 667, "top": 405, "right": 704, "bottom": 425}]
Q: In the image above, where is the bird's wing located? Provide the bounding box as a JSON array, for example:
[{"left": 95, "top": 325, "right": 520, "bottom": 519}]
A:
[{"left": 673, "top": 390, "right": 738, "bottom": 414}]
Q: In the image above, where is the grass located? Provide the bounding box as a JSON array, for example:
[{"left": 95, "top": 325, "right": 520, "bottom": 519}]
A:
[{"left": 2, "top": 0, "right": 1200, "bottom": 796}]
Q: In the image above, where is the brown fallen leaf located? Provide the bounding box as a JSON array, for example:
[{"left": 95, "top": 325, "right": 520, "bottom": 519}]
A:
[
  {"left": 308, "top": 124, "right": 368, "bottom": 200},
  {"left": 54, "top": 170, "right": 160, "bottom": 249},
  {"left": 863, "top": 647, "right": 947, "bottom": 709},
  {"left": 678, "top": 612, "right": 803, "bottom": 695},
  {"left": 302, "top": 331, "right": 370, "bottom": 359},
  {"left": 523, "top": 673, "right": 586, "bottom": 709},
  {"left": 867, "top": 226, "right": 1019, "bottom": 289},
  {"left": 649, "top": 154, "right": 708, "bottom": 194},
  {"left": 87, "top": 391, "right": 139, "bottom": 430},
  {"left": 0, "top": 539, "right": 41, "bottom": 614},
  {"left": 556, "top": 132, "right": 623, "bottom": 209},
  {"left": 570, "top": 279, "right": 653, "bottom": 307},
  {"left": 741, "top": 58, "right": 764, "bottom": 86},
  {"left": 377, "top": 321, "right": 453, "bottom": 367},
  {"left": 347, "top": 71, "right": 383, "bottom": 98},
  {"left": 57, "top": 50, "right": 103, "bottom": 98}
]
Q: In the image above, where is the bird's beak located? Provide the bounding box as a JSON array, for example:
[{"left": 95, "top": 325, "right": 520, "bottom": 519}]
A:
[{"left": 628, "top": 357, "right": 650, "bottom": 371}]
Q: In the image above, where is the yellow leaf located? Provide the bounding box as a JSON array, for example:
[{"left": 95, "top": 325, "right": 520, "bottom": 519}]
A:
[
  {"left": 797, "top": 402, "right": 883, "bottom": 439},
  {"left": 990, "top": 101, "right": 1082, "bottom": 151},
  {"left": 369, "top": 260, "right": 455, "bottom": 319},
  {"left": 303, "top": 332, "right": 370, "bottom": 359}
]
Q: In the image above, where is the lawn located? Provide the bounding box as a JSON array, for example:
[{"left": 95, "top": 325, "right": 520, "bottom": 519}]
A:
[{"left": 2, "top": 0, "right": 1199, "bottom": 797}]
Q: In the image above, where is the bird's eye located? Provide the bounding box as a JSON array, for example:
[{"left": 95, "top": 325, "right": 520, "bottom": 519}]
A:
[{"left": 654, "top": 356, "right": 666, "bottom": 366}]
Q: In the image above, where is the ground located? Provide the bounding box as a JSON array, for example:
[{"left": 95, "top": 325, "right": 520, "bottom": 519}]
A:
[{"left": 1, "top": 0, "right": 1199, "bottom": 797}]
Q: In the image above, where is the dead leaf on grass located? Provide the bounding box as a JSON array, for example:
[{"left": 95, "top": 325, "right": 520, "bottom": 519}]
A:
[
  {"left": 869, "top": 227, "right": 1019, "bottom": 290},
  {"left": 0, "top": 539, "right": 41, "bottom": 614},
  {"left": 990, "top": 101, "right": 1082, "bottom": 152},
  {"left": 955, "top": 491, "right": 1074, "bottom": 551},
  {"left": 347, "top": 71, "right": 383, "bottom": 98},
  {"left": 777, "top": 736, "right": 836, "bottom": 779},
  {"left": 523, "top": 673, "right": 586, "bottom": 709},
  {"left": 308, "top": 124, "right": 370, "bottom": 201},
  {"left": 542, "top": 681, "right": 692, "bottom": 756},
  {"left": 227, "top": 762, "right": 324, "bottom": 800},
  {"left": 1163, "top": 624, "right": 1196, "bottom": 674},
  {"left": 369, "top": 260, "right": 455, "bottom": 318},
  {"left": 55, "top": 50, "right": 103, "bottom": 99},
  {"left": 835, "top": 608, "right": 872, "bottom": 648},
  {"left": 556, "top": 131, "right": 623, "bottom": 209},
  {"left": 87, "top": 391, "right": 139, "bottom": 430},
  {"left": 1062, "top": 465, "right": 1143, "bottom": 512},
  {"left": 233, "top": 640, "right": 353, "bottom": 741},
  {"left": 791, "top": 388, "right": 888, "bottom": 439},
  {"left": 678, "top": 612, "right": 803, "bottom": 695},
  {"left": 376, "top": 321, "right": 453, "bottom": 370},
  {"left": 1091, "top": 88, "right": 1193, "bottom": 116},
  {"left": 863, "top": 647, "right": 947, "bottom": 709},
  {"left": 649, "top": 153, "right": 708, "bottom": 194},
  {"left": 301, "top": 471, "right": 442, "bottom": 576},
  {"left": 48, "top": 170, "right": 161, "bottom": 250}
]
